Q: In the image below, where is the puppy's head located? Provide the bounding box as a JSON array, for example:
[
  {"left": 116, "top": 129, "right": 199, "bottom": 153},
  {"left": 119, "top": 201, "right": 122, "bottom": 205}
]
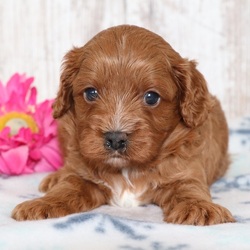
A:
[{"left": 53, "top": 25, "right": 211, "bottom": 169}]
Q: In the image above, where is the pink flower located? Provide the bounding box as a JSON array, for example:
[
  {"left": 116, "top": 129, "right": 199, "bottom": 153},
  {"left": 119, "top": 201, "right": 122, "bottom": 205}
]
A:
[{"left": 0, "top": 73, "right": 63, "bottom": 175}]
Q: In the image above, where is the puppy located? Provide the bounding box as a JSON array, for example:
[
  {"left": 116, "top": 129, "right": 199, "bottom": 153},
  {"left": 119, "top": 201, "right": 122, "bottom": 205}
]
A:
[{"left": 12, "top": 25, "right": 235, "bottom": 225}]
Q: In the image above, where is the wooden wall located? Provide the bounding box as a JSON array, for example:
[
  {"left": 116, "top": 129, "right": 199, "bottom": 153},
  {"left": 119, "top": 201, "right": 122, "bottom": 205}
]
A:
[{"left": 0, "top": 0, "right": 249, "bottom": 122}]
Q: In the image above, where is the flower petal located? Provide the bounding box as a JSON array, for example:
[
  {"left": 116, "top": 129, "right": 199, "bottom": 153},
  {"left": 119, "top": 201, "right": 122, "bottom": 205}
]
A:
[
  {"left": 6, "top": 73, "right": 21, "bottom": 95},
  {"left": 34, "top": 158, "right": 56, "bottom": 172},
  {"left": 35, "top": 100, "right": 57, "bottom": 137},
  {"left": 27, "top": 86, "right": 37, "bottom": 106},
  {"left": 29, "top": 148, "right": 42, "bottom": 161},
  {"left": 40, "top": 140, "right": 63, "bottom": 169},
  {"left": 7, "top": 73, "right": 33, "bottom": 96},
  {"left": 5, "top": 73, "right": 35, "bottom": 111},
  {"left": 0, "top": 145, "right": 29, "bottom": 175}
]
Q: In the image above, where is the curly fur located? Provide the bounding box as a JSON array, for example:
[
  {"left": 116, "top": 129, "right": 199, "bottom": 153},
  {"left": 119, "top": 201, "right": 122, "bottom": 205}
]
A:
[{"left": 12, "top": 25, "right": 235, "bottom": 225}]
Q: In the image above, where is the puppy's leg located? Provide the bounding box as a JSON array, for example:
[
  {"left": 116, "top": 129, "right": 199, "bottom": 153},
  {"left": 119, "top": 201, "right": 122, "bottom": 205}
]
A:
[
  {"left": 12, "top": 175, "right": 111, "bottom": 221},
  {"left": 39, "top": 168, "right": 66, "bottom": 193},
  {"left": 154, "top": 177, "right": 235, "bottom": 225}
]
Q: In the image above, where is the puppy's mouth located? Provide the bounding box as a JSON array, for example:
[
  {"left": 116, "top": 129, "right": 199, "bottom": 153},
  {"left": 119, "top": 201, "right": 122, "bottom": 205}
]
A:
[{"left": 105, "top": 152, "right": 129, "bottom": 167}]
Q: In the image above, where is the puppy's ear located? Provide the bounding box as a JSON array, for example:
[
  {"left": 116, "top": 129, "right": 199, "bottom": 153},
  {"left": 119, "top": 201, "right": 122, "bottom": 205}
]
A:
[
  {"left": 173, "top": 60, "right": 211, "bottom": 128},
  {"left": 53, "top": 47, "right": 83, "bottom": 119}
]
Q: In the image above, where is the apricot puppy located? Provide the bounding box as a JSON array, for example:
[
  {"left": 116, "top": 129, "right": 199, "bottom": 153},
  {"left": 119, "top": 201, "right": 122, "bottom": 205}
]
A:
[{"left": 12, "top": 25, "right": 235, "bottom": 225}]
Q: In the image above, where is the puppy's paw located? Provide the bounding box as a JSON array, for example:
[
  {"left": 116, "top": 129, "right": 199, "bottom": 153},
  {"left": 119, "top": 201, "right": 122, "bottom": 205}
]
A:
[
  {"left": 39, "top": 172, "right": 61, "bottom": 193},
  {"left": 164, "top": 200, "right": 235, "bottom": 225},
  {"left": 11, "top": 199, "right": 71, "bottom": 221}
]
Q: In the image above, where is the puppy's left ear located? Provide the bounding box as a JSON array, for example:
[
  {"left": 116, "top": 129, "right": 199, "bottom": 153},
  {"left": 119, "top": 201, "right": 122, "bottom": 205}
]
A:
[
  {"left": 53, "top": 47, "right": 83, "bottom": 119},
  {"left": 173, "top": 60, "right": 211, "bottom": 128}
]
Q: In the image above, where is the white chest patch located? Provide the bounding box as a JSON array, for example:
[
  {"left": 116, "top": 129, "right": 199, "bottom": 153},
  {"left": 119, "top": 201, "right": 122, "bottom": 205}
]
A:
[
  {"left": 109, "top": 169, "right": 144, "bottom": 208},
  {"left": 110, "top": 190, "right": 140, "bottom": 208}
]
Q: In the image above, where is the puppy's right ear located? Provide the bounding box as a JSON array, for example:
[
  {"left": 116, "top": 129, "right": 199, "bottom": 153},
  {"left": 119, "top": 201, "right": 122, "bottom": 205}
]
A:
[{"left": 53, "top": 47, "right": 83, "bottom": 119}]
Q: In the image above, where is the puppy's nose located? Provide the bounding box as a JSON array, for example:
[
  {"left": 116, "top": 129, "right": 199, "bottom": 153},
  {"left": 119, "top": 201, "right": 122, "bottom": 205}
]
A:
[{"left": 104, "top": 131, "right": 127, "bottom": 151}]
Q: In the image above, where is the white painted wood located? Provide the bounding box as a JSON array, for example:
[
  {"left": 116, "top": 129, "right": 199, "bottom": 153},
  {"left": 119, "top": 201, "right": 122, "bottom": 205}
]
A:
[{"left": 0, "top": 0, "right": 249, "bottom": 122}]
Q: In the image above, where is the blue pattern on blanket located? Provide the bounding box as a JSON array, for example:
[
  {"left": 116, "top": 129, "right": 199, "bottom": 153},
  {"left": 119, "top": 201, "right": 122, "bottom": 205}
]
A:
[
  {"left": 211, "top": 174, "right": 250, "bottom": 193},
  {"left": 119, "top": 242, "right": 189, "bottom": 250},
  {"left": 230, "top": 116, "right": 250, "bottom": 152},
  {"left": 54, "top": 213, "right": 96, "bottom": 229},
  {"left": 54, "top": 213, "right": 149, "bottom": 240},
  {"left": 54, "top": 214, "right": 191, "bottom": 250},
  {"left": 233, "top": 216, "right": 250, "bottom": 224}
]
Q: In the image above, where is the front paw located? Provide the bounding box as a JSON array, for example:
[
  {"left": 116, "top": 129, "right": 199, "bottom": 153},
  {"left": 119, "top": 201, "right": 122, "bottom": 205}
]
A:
[
  {"left": 39, "top": 172, "right": 61, "bottom": 193},
  {"left": 11, "top": 199, "right": 71, "bottom": 221},
  {"left": 164, "top": 200, "right": 235, "bottom": 225}
]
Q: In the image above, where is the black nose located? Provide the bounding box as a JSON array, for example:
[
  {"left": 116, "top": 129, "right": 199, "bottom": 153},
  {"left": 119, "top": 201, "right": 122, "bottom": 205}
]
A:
[{"left": 104, "top": 131, "right": 128, "bottom": 151}]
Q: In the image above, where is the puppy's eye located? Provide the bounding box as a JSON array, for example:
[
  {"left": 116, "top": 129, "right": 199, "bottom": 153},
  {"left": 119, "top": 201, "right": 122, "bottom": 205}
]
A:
[
  {"left": 84, "top": 88, "right": 99, "bottom": 102},
  {"left": 144, "top": 91, "right": 160, "bottom": 106}
]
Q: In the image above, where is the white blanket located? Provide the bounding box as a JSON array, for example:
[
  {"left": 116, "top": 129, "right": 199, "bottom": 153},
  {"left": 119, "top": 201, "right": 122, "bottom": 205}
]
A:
[{"left": 0, "top": 152, "right": 250, "bottom": 250}]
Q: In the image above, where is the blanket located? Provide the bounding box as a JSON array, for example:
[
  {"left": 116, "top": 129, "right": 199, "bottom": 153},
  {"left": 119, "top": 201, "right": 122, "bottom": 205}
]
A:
[{"left": 1, "top": 119, "right": 250, "bottom": 249}]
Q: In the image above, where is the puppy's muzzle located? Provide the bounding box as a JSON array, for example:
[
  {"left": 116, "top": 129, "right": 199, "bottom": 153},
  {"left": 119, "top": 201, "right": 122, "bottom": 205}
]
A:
[{"left": 104, "top": 131, "right": 127, "bottom": 152}]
